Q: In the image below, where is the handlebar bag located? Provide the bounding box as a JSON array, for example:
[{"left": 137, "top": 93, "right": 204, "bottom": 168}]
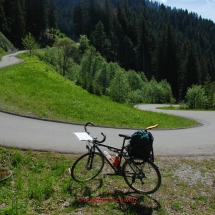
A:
[{"left": 128, "top": 130, "right": 154, "bottom": 160}]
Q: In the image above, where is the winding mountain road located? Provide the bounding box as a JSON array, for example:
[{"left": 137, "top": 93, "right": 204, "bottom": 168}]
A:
[
  {"left": 0, "top": 52, "right": 214, "bottom": 156},
  {"left": 0, "top": 51, "right": 26, "bottom": 68}
]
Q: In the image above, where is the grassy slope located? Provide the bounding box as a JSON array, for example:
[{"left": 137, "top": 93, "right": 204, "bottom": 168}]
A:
[
  {"left": 0, "top": 47, "right": 7, "bottom": 60},
  {"left": 0, "top": 55, "right": 197, "bottom": 128}
]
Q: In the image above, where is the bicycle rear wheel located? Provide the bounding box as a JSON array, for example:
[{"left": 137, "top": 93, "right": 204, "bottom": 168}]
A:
[
  {"left": 122, "top": 159, "right": 161, "bottom": 194},
  {"left": 71, "top": 152, "right": 104, "bottom": 182}
]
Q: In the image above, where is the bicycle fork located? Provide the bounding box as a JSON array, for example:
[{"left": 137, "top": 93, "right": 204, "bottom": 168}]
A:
[{"left": 86, "top": 151, "right": 95, "bottom": 170}]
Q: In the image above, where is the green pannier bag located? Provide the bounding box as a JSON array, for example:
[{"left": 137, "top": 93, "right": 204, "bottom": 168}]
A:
[{"left": 128, "top": 130, "right": 154, "bottom": 160}]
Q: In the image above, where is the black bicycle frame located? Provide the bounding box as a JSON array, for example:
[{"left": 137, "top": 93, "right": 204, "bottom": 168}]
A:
[{"left": 92, "top": 136, "right": 129, "bottom": 175}]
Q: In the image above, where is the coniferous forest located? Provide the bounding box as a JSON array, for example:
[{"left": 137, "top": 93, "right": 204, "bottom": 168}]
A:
[{"left": 1, "top": 0, "right": 215, "bottom": 103}]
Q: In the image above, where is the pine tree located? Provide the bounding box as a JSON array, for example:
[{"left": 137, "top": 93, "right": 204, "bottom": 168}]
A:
[
  {"left": 72, "top": 0, "right": 84, "bottom": 40},
  {"left": 0, "top": 0, "right": 7, "bottom": 33},
  {"left": 165, "top": 24, "right": 179, "bottom": 98},
  {"left": 25, "top": 0, "right": 48, "bottom": 37},
  {"left": 47, "top": 0, "right": 58, "bottom": 29},
  {"left": 181, "top": 40, "right": 200, "bottom": 98},
  {"left": 110, "top": 7, "right": 123, "bottom": 63},
  {"left": 136, "top": 8, "right": 153, "bottom": 79},
  {"left": 103, "top": 0, "right": 113, "bottom": 36},
  {"left": 9, "top": 0, "right": 26, "bottom": 47},
  {"left": 90, "top": 21, "right": 107, "bottom": 56},
  {"left": 1, "top": 0, "right": 10, "bottom": 36}
]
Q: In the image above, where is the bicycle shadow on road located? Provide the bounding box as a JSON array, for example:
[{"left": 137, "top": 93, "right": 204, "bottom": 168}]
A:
[{"left": 71, "top": 178, "right": 161, "bottom": 215}]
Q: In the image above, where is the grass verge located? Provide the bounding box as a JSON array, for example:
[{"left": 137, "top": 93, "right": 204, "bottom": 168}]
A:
[
  {"left": 157, "top": 105, "right": 215, "bottom": 112},
  {"left": 0, "top": 55, "right": 197, "bottom": 129},
  {"left": 0, "top": 147, "right": 214, "bottom": 215}
]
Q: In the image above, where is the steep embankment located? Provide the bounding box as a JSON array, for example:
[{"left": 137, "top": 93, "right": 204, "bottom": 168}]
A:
[{"left": 0, "top": 31, "right": 16, "bottom": 54}]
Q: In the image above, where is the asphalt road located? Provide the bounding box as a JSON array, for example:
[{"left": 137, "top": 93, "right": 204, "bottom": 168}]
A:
[
  {"left": 0, "top": 52, "right": 214, "bottom": 156},
  {"left": 0, "top": 51, "right": 26, "bottom": 68}
]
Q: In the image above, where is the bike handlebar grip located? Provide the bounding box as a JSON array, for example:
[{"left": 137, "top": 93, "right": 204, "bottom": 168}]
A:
[
  {"left": 85, "top": 122, "right": 94, "bottom": 127},
  {"left": 84, "top": 122, "right": 94, "bottom": 133},
  {"left": 99, "top": 132, "right": 106, "bottom": 143}
]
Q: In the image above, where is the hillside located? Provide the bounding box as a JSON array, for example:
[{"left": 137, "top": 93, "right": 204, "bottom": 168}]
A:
[
  {"left": 54, "top": 0, "right": 215, "bottom": 101},
  {"left": 1, "top": 0, "right": 215, "bottom": 101},
  {"left": 0, "top": 53, "right": 197, "bottom": 128},
  {"left": 0, "top": 31, "right": 16, "bottom": 53}
]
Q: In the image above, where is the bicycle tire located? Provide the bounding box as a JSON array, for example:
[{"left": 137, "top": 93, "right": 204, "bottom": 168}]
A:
[
  {"left": 122, "top": 159, "right": 161, "bottom": 194},
  {"left": 71, "top": 152, "right": 104, "bottom": 182}
]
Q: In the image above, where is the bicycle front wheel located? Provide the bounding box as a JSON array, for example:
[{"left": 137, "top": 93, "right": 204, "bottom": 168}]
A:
[
  {"left": 122, "top": 159, "right": 161, "bottom": 194},
  {"left": 71, "top": 152, "right": 104, "bottom": 182}
]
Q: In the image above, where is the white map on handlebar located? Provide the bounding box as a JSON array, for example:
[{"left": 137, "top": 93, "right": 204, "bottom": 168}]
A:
[{"left": 73, "top": 132, "right": 93, "bottom": 141}]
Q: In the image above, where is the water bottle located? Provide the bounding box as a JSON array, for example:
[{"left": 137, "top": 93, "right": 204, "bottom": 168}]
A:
[
  {"left": 114, "top": 154, "right": 120, "bottom": 168},
  {"left": 104, "top": 151, "right": 114, "bottom": 163}
]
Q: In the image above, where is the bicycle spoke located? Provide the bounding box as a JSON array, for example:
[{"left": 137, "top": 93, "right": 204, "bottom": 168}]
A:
[
  {"left": 71, "top": 152, "right": 104, "bottom": 182},
  {"left": 122, "top": 159, "right": 161, "bottom": 194}
]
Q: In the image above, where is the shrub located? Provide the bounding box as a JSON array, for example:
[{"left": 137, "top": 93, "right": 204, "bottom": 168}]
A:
[
  {"left": 127, "top": 70, "right": 144, "bottom": 91},
  {"left": 142, "top": 78, "right": 174, "bottom": 104},
  {"left": 22, "top": 33, "right": 38, "bottom": 57},
  {"left": 107, "top": 69, "right": 129, "bottom": 103},
  {"left": 203, "top": 76, "right": 215, "bottom": 109},
  {"left": 127, "top": 89, "right": 144, "bottom": 105},
  {"left": 185, "top": 85, "right": 208, "bottom": 109}
]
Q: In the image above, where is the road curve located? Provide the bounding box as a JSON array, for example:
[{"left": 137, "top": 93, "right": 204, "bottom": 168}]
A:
[
  {"left": 0, "top": 105, "right": 214, "bottom": 156},
  {"left": 0, "top": 52, "right": 215, "bottom": 156},
  {"left": 137, "top": 104, "right": 215, "bottom": 156},
  {"left": 0, "top": 51, "right": 26, "bottom": 68}
]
